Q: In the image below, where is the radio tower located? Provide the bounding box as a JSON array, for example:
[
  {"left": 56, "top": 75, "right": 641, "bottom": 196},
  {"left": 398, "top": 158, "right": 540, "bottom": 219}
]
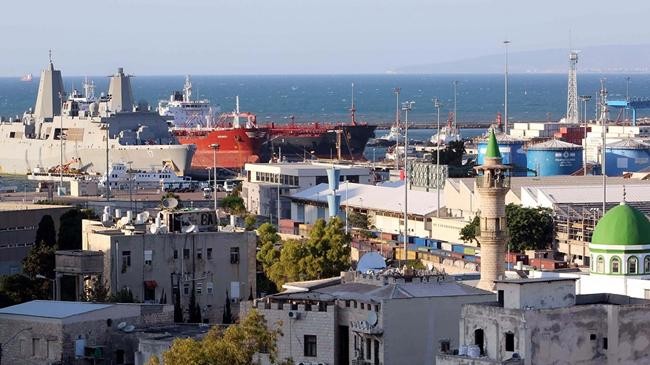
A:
[{"left": 566, "top": 51, "right": 579, "bottom": 123}]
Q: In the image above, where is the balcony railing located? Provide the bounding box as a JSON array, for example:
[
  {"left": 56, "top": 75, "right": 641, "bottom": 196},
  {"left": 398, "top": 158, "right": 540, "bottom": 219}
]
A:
[{"left": 475, "top": 174, "right": 511, "bottom": 189}]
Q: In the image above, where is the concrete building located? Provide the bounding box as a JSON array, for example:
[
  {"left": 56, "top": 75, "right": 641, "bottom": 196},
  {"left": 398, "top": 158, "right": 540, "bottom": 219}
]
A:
[
  {"left": 82, "top": 209, "right": 257, "bottom": 323},
  {"left": 0, "top": 300, "right": 173, "bottom": 365},
  {"left": 475, "top": 130, "right": 510, "bottom": 291},
  {"left": 247, "top": 270, "right": 493, "bottom": 365},
  {"left": 437, "top": 278, "right": 650, "bottom": 365},
  {"left": 289, "top": 181, "right": 445, "bottom": 239},
  {"left": 242, "top": 162, "right": 372, "bottom": 219},
  {"left": 0, "top": 202, "right": 71, "bottom": 275}
]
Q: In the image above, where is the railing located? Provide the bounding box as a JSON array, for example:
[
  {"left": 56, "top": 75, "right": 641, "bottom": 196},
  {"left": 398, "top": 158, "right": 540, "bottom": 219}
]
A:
[{"left": 475, "top": 174, "right": 511, "bottom": 189}]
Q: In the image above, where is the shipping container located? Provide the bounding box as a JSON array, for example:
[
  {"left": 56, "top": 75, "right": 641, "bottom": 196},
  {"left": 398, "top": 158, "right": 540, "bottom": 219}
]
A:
[
  {"left": 463, "top": 247, "right": 476, "bottom": 255},
  {"left": 441, "top": 242, "right": 453, "bottom": 252},
  {"left": 452, "top": 244, "right": 466, "bottom": 254},
  {"left": 413, "top": 237, "right": 428, "bottom": 246}
]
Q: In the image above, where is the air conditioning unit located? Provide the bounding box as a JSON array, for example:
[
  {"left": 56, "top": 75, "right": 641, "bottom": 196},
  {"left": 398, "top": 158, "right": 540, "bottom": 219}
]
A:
[{"left": 288, "top": 311, "right": 301, "bottom": 320}]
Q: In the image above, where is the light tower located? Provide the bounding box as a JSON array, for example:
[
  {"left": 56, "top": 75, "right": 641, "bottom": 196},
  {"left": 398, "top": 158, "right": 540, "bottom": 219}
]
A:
[
  {"left": 566, "top": 51, "right": 579, "bottom": 123},
  {"left": 475, "top": 129, "right": 511, "bottom": 291}
]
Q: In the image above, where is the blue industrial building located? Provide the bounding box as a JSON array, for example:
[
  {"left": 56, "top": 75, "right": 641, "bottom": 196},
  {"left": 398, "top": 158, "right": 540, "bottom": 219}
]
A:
[
  {"left": 605, "top": 139, "right": 650, "bottom": 176},
  {"left": 526, "top": 139, "right": 583, "bottom": 176},
  {"left": 477, "top": 132, "right": 527, "bottom": 176}
]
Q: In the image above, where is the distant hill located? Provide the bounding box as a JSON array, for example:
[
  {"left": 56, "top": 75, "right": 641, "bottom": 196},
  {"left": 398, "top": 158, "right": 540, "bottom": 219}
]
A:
[{"left": 394, "top": 44, "right": 650, "bottom": 74}]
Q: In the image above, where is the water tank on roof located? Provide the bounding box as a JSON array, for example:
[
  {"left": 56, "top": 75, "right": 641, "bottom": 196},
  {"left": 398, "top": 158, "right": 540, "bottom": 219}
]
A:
[
  {"left": 605, "top": 139, "right": 650, "bottom": 176},
  {"left": 477, "top": 132, "right": 527, "bottom": 176},
  {"left": 526, "top": 139, "right": 583, "bottom": 176}
]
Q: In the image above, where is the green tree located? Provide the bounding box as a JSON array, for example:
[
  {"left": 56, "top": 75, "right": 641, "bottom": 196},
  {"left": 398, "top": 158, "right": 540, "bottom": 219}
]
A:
[
  {"left": 348, "top": 211, "right": 369, "bottom": 230},
  {"left": 110, "top": 287, "right": 135, "bottom": 303},
  {"left": 0, "top": 274, "right": 48, "bottom": 306},
  {"left": 244, "top": 214, "right": 257, "bottom": 231},
  {"left": 159, "top": 309, "right": 291, "bottom": 365},
  {"left": 459, "top": 215, "right": 480, "bottom": 245},
  {"left": 221, "top": 195, "right": 246, "bottom": 216},
  {"left": 81, "top": 277, "right": 109, "bottom": 302},
  {"left": 260, "top": 218, "right": 351, "bottom": 288},
  {"left": 258, "top": 223, "right": 280, "bottom": 247},
  {"left": 505, "top": 203, "right": 554, "bottom": 252},
  {"left": 22, "top": 243, "right": 56, "bottom": 279},
  {"left": 34, "top": 215, "right": 57, "bottom": 247},
  {"left": 58, "top": 208, "right": 97, "bottom": 250}
]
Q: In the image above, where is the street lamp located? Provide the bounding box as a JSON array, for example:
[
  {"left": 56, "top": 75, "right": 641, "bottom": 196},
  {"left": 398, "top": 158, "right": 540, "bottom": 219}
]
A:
[
  {"left": 210, "top": 144, "right": 220, "bottom": 223},
  {"left": 433, "top": 97, "right": 442, "bottom": 218},
  {"left": 401, "top": 101, "right": 415, "bottom": 267},
  {"left": 579, "top": 95, "right": 592, "bottom": 176}
]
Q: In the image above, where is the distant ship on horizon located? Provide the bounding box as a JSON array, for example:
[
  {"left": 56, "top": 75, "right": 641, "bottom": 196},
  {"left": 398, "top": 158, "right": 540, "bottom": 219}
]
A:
[{"left": 20, "top": 73, "right": 33, "bottom": 82}]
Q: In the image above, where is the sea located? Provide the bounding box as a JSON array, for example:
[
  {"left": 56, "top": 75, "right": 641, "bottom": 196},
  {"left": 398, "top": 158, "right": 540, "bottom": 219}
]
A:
[{"left": 0, "top": 73, "right": 647, "bottom": 189}]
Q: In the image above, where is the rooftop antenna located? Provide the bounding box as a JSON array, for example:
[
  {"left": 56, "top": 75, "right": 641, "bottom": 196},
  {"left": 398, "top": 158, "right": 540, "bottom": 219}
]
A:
[{"left": 350, "top": 82, "right": 357, "bottom": 125}]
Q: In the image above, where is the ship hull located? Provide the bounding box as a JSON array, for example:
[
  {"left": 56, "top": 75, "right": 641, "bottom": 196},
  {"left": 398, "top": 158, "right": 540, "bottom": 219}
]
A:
[
  {"left": 267, "top": 124, "right": 377, "bottom": 160},
  {"left": 174, "top": 127, "right": 268, "bottom": 172},
  {"left": 0, "top": 139, "right": 194, "bottom": 176}
]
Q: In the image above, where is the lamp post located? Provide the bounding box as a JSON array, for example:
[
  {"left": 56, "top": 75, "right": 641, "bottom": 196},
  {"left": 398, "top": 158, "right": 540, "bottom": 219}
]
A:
[
  {"left": 401, "top": 101, "right": 415, "bottom": 266},
  {"left": 579, "top": 95, "right": 592, "bottom": 176},
  {"left": 434, "top": 97, "right": 442, "bottom": 218},
  {"left": 503, "top": 40, "right": 511, "bottom": 134},
  {"left": 210, "top": 144, "right": 220, "bottom": 220}
]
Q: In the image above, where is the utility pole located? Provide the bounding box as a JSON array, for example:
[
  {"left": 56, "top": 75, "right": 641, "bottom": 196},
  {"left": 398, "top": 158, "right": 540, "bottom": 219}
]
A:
[
  {"left": 58, "top": 92, "right": 64, "bottom": 196},
  {"left": 210, "top": 144, "right": 220, "bottom": 226},
  {"left": 434, "top": 97, "right": 442, "bottom": 218},
  {"left": 394, "top": 87, "right": 401, "bottom": 170},
  {"left": 401, "top": 101, "right": 415, "bottom": 266},
  {"left": 579, "top": 95, "right": 592, "bottom": 176}
]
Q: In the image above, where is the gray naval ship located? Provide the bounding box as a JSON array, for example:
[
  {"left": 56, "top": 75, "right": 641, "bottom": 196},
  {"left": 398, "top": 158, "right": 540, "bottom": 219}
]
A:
[{"left": 0, "top": 61, "right": 195, "bottom": 175}]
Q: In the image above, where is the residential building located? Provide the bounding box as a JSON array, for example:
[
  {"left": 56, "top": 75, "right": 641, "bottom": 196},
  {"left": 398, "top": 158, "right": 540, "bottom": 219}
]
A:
[
  {"left": 82, "top": 209, "right": 257, "bottom": 323},
  {"left": 437, "top": 278, "right": 650, "bottom": 365},
  {"left": 246, "top": 270, "right": 493, "bottom": 365},
  {"left": 242, "top": 162, "right": 372, "bottom": 219},
  {"left": 134, "top": 324, "right": 210, "bottom": 365},
  {"left": 0, "top": 202, "right": 71, "bottom": 275},
  {"left": 0, "top": 300, "right": 173, "bottom": 365}
]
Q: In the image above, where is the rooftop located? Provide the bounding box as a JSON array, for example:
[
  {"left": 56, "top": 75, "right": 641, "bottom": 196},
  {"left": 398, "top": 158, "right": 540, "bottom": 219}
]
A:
[
  {"left": 523, "top": 184, "right": 650, "bottom": 206},
  {"left": 494, "top": 277, "right": 578, "bottom": 285},
  {"left": 291, "top": 181, "right": 444, "bottom": 216},
  {"left": 0, "top": 202, "right": 71, "bottom": 212},
  {"left": 0, "top": 300, "right": 112, "bottom": 319},
  {"left": 245, "top": 162, "right": 370, "bottom": 175}
]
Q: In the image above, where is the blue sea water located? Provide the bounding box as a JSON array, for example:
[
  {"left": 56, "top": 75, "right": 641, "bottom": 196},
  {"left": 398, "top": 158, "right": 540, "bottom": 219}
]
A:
[{"left": 1, "top": 73, "right": 649, "bottom": 123}]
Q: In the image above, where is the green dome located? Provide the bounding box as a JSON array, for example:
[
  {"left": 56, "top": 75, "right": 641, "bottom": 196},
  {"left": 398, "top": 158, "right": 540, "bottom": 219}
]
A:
[
  {"left": 591, "top": 203, "right": 650, "bottom": 246},
  {"left": 485, "top": 129, "right": 501, "bottom": 159}
]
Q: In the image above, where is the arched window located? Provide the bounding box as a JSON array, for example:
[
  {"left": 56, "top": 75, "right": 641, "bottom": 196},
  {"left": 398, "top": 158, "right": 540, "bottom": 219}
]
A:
[
  {"left": 611, "top": 257, "right": 621, "bottom": 274},
  {"left": 645, "top": 256, "right": 650, "bottom": 274},
  {"left": 597, "top": 256, "right": 605, "bottom": 273},
  {"left": 628, "top": 256, "right": 638, "bottom": 274}
]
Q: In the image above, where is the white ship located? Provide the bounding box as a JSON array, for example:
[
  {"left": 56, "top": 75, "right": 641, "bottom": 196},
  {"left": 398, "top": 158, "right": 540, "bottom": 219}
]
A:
[
  {"left": 0, "top": 62, "right": 194, "bottom": 175},
  {"left": 431, "top": 114, "right": 462, "bottom": 145},
  {"left": 378, "top": 125, "right": 402, "bottom": 142},
  {"left": 158, "top": 75, "right": 219, "bottom": 128},
  {"left": 99, "top": 162, "right": 192, "bottom": 190}
]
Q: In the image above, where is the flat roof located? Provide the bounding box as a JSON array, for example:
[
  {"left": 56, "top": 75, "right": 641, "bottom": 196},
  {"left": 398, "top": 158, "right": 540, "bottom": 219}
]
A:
[
  {"left": 527, "top": 184, "right": 650, "bottom": 205},
  {"left": 0, "top": 300, "right": 113, "bottom": 319},
  {"left": 291, "top": 181, "right": 444, "bottom": 216},
  {"left": 0, "top": 202, "right": 71, "bottom": 212},
  {"left": 494, "top": 277, "right": 578, "bottom": 285},
  {"left": 245, "top": 162, "right": 370, "bottom": 176}
]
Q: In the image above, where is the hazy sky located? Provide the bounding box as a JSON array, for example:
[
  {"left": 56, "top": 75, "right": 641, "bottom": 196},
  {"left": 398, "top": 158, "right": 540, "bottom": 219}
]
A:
[{"left": 2, "top": 0, "right": 650, "bottom": 76}]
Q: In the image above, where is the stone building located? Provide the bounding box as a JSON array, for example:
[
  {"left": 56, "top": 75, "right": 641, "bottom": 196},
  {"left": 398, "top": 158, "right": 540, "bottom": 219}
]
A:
[
  {"left": 436, "top": 277, "right": 650, "bottom": 365},
  {"left": 0, "top": 202, "right": 71, "bottom": 275},
  {"left": 0, "top": 300, "right": 173, "bottom": 365},
  {"left": 246, "top": 270, "right": 493, "bottom": 365},
  {"left": 474, "top": 130, "right": 510, "bottom": 291},
  {"left": 82, "top": 210, "right": 257, "bottom": 323}
]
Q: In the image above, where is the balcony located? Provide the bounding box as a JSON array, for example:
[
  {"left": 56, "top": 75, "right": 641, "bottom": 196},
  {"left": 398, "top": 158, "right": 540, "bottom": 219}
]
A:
[{"left": 475, "top": 174, "right": 511, "bottom": 189}]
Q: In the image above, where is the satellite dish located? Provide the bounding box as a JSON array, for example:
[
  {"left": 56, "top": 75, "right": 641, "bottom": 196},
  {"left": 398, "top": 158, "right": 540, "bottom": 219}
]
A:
[
  {"left": 357, "top": 252, "right": 387, "bottom": 273},
  {"left": 123, "top": 324, "right": 135, "bottom": 333},
  {"left": 149, "top": 225, "right": 158, "bottom": 234},
  {"left": 367, "top": 311, "right": 378, "bottom": 326},
  {"left": 117, "top": 321, "right": 127, "bottom": 330},
  {"left": 161, "top": 197, "right": 178, "bottom": 210},
  {"left": 141, "top": 211, "right": 150, "bottom": 221},
  {"left": 182, "top": 224, "right": 197, "bottom": 233}
]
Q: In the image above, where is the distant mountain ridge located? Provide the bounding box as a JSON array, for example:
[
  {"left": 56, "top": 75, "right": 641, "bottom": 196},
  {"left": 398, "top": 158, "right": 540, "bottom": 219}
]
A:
[{"left": 394, "top": 44, "right": 650, "bottom": 74}]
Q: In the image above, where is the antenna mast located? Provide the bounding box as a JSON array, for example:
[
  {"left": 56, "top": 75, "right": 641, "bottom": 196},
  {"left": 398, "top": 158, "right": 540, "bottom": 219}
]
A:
[
  {"left": 350, "top": 82, "right": 357, "bottom": 125},
  {"left": 566, "top": 51, "right": 579, "bottom": 123}
]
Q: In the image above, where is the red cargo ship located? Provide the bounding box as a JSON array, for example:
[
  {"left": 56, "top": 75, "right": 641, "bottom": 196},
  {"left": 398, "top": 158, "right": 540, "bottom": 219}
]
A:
[{"left": 172, "top": 111, "right": 268, "bottom": 173}]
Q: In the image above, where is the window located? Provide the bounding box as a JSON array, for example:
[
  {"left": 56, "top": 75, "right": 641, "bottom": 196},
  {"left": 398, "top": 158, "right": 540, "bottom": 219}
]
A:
[
  {"left": 629, "top": 256, "right": 638, "bottom": 274},
  {"left": 474, "top": 329, "right": 484, "bottom": 355},
  {"left": 183, "top": 248, "right": 190, "bottom": 259},
  {"left": 498, "top": 290, "right": 505, "bottom": 307},
  {"left": 597, "top": 256, "right": 605, "bottom": 273},
  {"left": 603, "top": 337, "right": 608, "bottom": 350},
  {"left": 611, "top": 257, "right": 621, "bottom": 274},
  {"left": 374, "top": 340, "right": 380, "bottom": 365},
  {"left": 375, "top": 304, "right": 380, "bottom": 312},
  {"left": 32, "top": 338, "right": 38, "bottom": 357},
  {"left": 197, "top": 248, "right": 203, "bottom": 259},
  {"left": 183, "top": 284, "right": 190, "bottom": 295},
  {"left": 345, "top": 300, "right": 350, "bottom": 307},
  {"left": 361, "top": 303, "right": 365, "bottom": 310},
  {"left": 645, "top": 256, "right": 650, "bottom": 273},
  {"left": 144, "top": 250, "right": 153, "bottom": 265},
  {"left": 173, "top": 250, "right": 178, "bottom": 259},
  {"left": 122, "top": 251, "right": 131, "bottom": 268},
  {"left": 207, "top": 248, "right": 213, "bottom": 259},
  {"left": 366, "top": 338, "right": 372, "bottom": 361},
  {"left": 304, "top": 335, "right": 317, "bottom": 357},
  {"left": 590, "top": 334, "right": 597, "bottom": 341},
  {"left": 230, "top": 247, "right": 240, "bottom": 264},
  {"left": 207, "top": 282, "right": 214, "bottom": 295},
  {"left": 196, "top": 282, "right": 202, "bottom": 295},
  {"left": 505, "top": 332, "right": 515, "bottom": 352},
  {"left": 353, "top": 301, "right": 357, "bottom": 308}
]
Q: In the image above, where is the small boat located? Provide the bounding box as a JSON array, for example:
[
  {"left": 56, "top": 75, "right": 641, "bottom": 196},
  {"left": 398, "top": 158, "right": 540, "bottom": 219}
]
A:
[
  {"left": 20, "top": 73, "right": 33, "bottom": 82},
  {"left": 99, "top": 162, "right": 196, "bottom": 191},
  {"left": 431, "top": 113, "right": 462, "bottom": 145}
]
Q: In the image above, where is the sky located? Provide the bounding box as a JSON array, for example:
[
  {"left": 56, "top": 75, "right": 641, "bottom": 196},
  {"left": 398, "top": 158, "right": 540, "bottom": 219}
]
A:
[{"left": 2, "top": 0, "right": 650, "bottom": 76}]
